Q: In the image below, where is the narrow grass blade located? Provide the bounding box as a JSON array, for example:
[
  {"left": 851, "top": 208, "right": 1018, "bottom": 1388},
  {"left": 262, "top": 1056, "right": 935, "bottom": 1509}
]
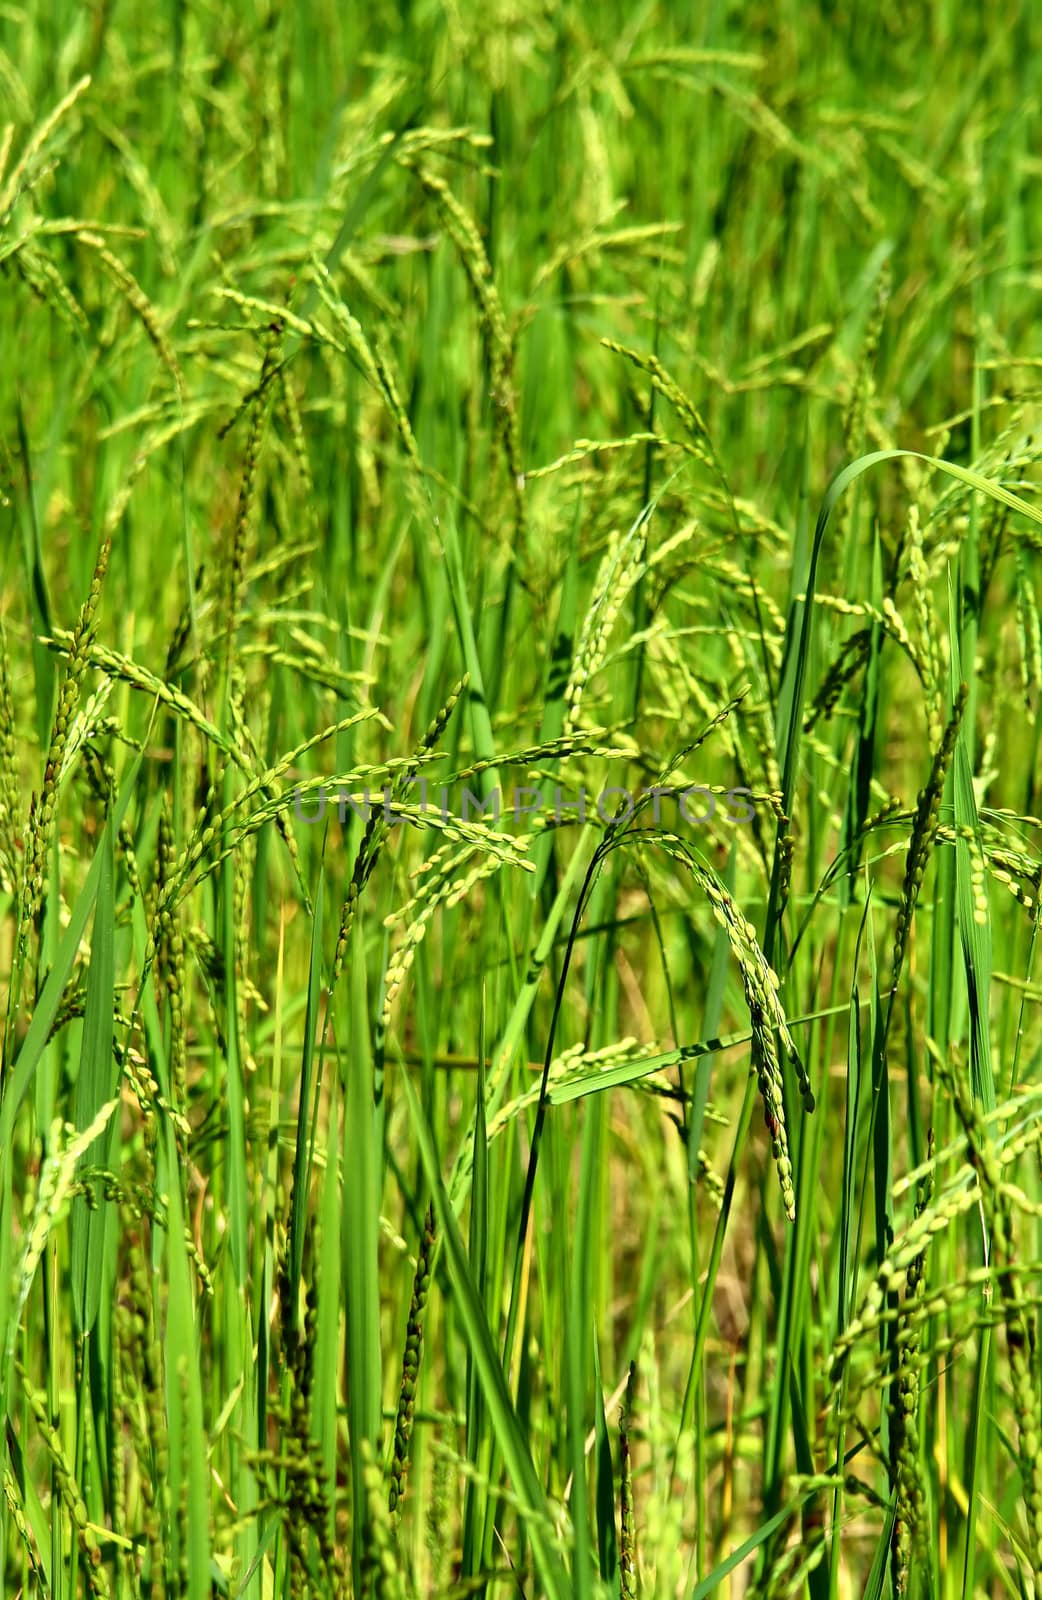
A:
[{"left": 401, "top": 1066, "right": 572, "bottom": 1600}]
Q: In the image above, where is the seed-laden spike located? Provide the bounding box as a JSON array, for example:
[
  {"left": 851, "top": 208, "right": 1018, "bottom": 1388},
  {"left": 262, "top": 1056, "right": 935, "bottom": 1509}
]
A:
[
  {"left": 20, "top": 533, "right": 113, "bottom": 937},
  {"left": 753, "top": 1027, "right": 795, "bottom": 1223},
  {"left": 0, "top": 615, "right": 20, "bottom": 895},
  {"left": 697, "top": 867, "right": 811, "bottom": 1216},
  {"left": 1015, "top": 544, "right": 1042, "bottom": 713},
  {"left": 842, "top": 253, "right": 891, "bottom": 456},
  {"left": 225, "top": 319, "right": 284, "bottom": 682},
  {"left": 0, "top": 74, "right": 92, "bottom": 220},
  {"left": 332, "top": 675, "right": 471, "bottom": 990},
  {"left": 2, "top": 1462, "right": 46, "bottom": 1588},
  {"left": 421, "top": 673, "right": 469, "bottom": 751},
  {"left": 891, "top": 1129, "right": 935, "bottom": 1595},
  {"left": 804, "top": 628, "right": 873, "bottom": 732},
  {"left": 619, "top": 1361, "right": 638, "bottom": 1600},
  {"left": 360, "top": 1435, "right": 406, "bottom": 1600},
  {"left": 889, "top": 682, "right": 968, "bottom": 1012},
  {"left": 938, "top": 1057, "right": 1042, "bottom": 1575},
  {"left": 382, "top": 847, "right": 507, "bottom": 1026},
  {"left": 389, "top": 1202, "right": 436, "bottom": 1526},
  {"left": 75, "top": 230, "right": 183, "bottom": 392},
  {"left": 16, "top": 1360, "right": 112, "bottom": 1596},
  {"left": 563, "top": 522, "right": 646, "bottom": 737},
  {"left": 905, "top": 503, "right": 944, "bottom": 742},
  {"left": 406, "top": 163, "right": 523, "bottom": 528}
]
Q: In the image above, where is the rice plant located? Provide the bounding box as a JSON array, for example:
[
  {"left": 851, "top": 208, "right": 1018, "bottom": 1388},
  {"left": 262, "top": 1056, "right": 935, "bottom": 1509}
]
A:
[{"left": 2, "top": 3, "right": 1042, "bottom": 1596}]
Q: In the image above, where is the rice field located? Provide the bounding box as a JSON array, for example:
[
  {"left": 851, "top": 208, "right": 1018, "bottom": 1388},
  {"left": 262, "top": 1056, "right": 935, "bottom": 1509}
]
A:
[{"left": 2, "top": 2, "right": 1042, "bottom": 1595}]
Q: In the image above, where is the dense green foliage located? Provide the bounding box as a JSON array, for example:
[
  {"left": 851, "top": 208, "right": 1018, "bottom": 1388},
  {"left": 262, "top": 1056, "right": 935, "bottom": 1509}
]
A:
[{"left": 2, "top": 2, "right": 1042, "bottom": 1595}]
